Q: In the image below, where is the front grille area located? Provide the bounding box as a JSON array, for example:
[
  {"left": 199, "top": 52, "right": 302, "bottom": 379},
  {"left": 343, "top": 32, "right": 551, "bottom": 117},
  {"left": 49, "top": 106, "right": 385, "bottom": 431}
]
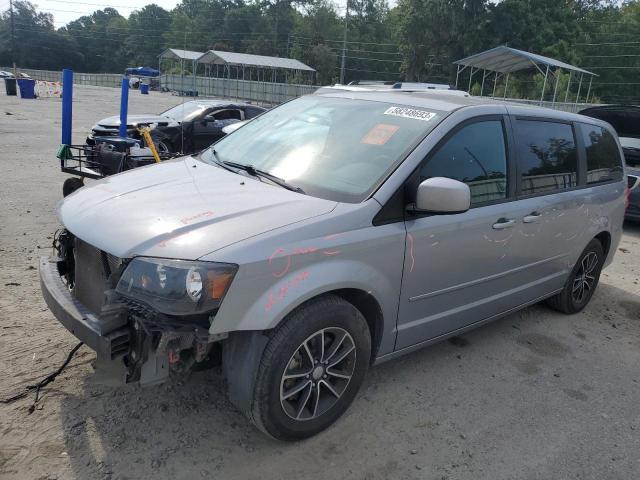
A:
[{"left": 72, "top": 239, "right": 123, "bottom": 314}]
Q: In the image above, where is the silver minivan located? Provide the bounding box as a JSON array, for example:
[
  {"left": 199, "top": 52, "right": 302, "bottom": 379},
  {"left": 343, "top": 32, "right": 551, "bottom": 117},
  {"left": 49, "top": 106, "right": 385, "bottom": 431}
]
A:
[{"left": 40, "top": 90, "right": 626, "bottom": 440}]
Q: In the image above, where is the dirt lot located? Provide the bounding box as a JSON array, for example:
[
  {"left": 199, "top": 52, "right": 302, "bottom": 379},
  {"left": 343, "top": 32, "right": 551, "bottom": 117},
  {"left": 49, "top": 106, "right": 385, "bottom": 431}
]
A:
[{"left": 0, "top": 86, "right": 639, "bottom": 480}]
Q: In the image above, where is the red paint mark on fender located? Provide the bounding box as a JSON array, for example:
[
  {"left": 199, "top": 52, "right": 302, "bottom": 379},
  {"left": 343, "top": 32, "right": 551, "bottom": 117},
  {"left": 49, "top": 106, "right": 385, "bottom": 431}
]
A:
[
  {"left": 324, "top": 233, "right": 343, "bottom": 240},
  {"left": 269, "top": 236, "right": 345, "bottom": 277},
  {"left": 293, "top": 246, "right": 319, "bottom": 255},
  {"left": 407, "top": 233, "right": 415, "bottom": 273},
  {"left": 269, "top": 247, "right": 292, "bottom": 278},
  {"left": 180, "top": 210, "right": 214, "bottom": 225},
  {"left": 265, "top": 271, "right": 310, "bottom": 311}
]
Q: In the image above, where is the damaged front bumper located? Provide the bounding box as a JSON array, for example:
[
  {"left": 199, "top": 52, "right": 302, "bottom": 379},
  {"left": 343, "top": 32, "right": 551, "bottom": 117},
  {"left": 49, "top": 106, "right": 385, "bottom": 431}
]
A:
[
  {"left": 39, "top": 256, "right": 130, "bottom": 360},
  {"left": 40, "top": 254, "right": 220, "bottom": 386}
]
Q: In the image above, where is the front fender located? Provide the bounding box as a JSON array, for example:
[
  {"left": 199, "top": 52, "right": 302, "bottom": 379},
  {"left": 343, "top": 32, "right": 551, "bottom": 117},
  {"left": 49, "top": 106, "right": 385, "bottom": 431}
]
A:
[{"left": 210, "top": 223, "right": 406, "bottom": 357}]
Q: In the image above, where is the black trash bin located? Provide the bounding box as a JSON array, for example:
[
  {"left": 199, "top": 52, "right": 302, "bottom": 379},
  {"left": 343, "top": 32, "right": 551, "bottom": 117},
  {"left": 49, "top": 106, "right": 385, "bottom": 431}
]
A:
[{"left": 4, "top": 78, "right": 16, "bottom": 96}]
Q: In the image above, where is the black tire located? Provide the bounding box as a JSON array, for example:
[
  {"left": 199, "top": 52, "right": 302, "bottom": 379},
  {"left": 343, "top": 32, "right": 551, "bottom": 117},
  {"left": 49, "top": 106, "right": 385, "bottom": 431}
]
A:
[
  {"left": 62, "top": 177, "right": 84, "bottom": 197},
  {"left": 250, "top": 295, "right": 371, "bottom": 441},
  {"left": 546, "top": 238, "right": 605, "bottom": 314}
]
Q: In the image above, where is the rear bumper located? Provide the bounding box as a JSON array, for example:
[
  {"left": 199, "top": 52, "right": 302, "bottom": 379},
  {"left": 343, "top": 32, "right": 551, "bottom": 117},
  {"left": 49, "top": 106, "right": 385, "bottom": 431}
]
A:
[{"left": 39, "top": 256, "right": 129, "bottom": 359}]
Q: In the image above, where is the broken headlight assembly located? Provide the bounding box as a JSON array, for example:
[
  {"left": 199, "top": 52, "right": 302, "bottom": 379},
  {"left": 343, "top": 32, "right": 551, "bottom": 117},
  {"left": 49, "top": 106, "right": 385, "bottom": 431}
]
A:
[{"left": 115, "top": 257, "right": 237, "bottom": 316}]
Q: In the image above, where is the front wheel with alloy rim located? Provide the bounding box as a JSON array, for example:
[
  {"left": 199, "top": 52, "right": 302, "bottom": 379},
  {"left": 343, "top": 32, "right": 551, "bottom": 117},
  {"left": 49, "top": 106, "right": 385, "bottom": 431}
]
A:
[
  {"left": 250, "top": 295, "right": 371, "bottom": 440},
  {"left": 546, "top": 238, "right": 605, "bottom": 314}
]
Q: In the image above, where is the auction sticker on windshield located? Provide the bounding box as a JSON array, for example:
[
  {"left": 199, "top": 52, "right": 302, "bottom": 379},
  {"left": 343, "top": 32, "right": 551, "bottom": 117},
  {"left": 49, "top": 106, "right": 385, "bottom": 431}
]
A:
[
  {"left": 361, "top": 123, "right": 400, "bottom": 145},
  {"left": 384, "top": 106, "right": 436, "bottom": 122}
]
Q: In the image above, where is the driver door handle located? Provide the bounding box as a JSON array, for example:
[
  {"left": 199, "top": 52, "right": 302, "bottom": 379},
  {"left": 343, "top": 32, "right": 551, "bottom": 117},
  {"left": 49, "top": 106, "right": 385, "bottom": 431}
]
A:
[
  {"left": 523, "top": 212, "right": 541, "bottom": 223},
  {"left": 492, "top": 218, "right": 515, "bottom": 230}
]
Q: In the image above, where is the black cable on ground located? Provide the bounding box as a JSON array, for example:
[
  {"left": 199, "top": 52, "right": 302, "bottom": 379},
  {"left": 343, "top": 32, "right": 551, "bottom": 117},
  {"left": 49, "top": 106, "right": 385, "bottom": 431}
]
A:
[{"left": 1, "top": 342, "right": 84, "bottom": 414}]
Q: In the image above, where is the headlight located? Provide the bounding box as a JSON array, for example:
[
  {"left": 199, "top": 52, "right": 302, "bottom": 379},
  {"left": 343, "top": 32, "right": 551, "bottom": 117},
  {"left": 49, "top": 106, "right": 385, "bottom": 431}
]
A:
[{"left": 116, "top": 257, "right": 237, "bottom": 316}]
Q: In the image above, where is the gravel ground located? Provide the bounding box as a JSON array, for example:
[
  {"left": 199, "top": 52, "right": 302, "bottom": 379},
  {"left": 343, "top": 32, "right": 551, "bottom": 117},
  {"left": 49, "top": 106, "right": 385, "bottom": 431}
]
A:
[{"left": 0, "top": 86, "right": 639, "bottom": 480}]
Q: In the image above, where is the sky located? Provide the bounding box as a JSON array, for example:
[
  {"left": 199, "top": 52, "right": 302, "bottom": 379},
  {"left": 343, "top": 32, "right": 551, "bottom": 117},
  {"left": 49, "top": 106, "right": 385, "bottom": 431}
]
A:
[
  {"left": 11, "top": 0, "right": 369, "bottom": 27},
  {"left": 31, "top": 0, "right": 185, "bottom": 26}
]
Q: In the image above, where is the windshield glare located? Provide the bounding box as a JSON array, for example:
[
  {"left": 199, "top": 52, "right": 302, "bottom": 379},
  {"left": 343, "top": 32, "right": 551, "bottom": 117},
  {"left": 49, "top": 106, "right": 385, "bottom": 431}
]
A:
[
  {"left": 202, "top": 96, "right": 442, "bottom": 202},
  {"left": 162, "top": 103, "right": 206, "bottom": 122}
]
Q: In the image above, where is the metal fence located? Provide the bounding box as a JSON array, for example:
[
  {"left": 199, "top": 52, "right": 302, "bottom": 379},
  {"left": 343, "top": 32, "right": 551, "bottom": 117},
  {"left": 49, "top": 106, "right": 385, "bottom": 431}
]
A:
[
  {"left": 4, "top": 67, "right": 319, "bottom": 105},
  {"left": 161, "top": 74, "right": 318, "bottom": 106},
  {"left": 5, "top": 67, "right": 600, "bottom": 111},
  {"left": 2, "top": 67, "right": 123, "bottom": 87},
  {"left": 486, "top": 97, "right": 598, "bottom": 113}
]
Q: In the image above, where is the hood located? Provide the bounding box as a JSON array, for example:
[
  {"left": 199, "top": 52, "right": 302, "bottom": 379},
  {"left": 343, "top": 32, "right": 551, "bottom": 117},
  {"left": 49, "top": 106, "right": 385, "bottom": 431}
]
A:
[
  {"left": 58, "top": 157, "right": 337, "bottom": 259},
  {"left": 95, "top": 114, "right": 177, "bottom": 128}
]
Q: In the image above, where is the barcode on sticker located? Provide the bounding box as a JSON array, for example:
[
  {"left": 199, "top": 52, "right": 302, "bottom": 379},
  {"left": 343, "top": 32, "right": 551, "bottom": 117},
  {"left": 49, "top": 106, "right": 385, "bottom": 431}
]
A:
[{"left": 384, "top": 106, "right": 436, "bottom": 122}]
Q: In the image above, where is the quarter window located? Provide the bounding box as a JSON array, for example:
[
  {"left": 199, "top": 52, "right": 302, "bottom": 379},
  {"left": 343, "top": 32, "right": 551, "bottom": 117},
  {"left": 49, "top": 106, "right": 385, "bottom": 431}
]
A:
[
  {"left": 515, "top": 120, "right": 577, "bottom": 195},
  {"left": 580, "top": 124, "right": 623, "bottom": 184},
  {"left": 419, "top": 120, "right": 508, "bottom": 205}
]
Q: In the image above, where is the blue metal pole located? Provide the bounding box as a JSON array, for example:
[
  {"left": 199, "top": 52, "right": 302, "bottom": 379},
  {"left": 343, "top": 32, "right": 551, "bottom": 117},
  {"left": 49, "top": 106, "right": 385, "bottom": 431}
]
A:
[
  {"left": 119, "top": 77, "right": 129, "bottom": 138},
  {"left": 61, "top": 69, "right": 73, "bottom": 145}
]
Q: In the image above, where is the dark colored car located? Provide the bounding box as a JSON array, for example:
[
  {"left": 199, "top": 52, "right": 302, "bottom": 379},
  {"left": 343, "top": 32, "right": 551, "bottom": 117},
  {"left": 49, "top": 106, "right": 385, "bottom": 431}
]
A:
[
  {"left": 580, "top": 105, "right": 640, "bottom": 221},
  {"left": 87, "top": 100, "right": 266, "bottom": 154}
]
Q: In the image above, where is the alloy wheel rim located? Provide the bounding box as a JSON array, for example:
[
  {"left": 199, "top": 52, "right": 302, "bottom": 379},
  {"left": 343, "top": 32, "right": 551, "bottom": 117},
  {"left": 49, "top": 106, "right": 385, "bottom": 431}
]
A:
[
  {"left": 572, "top": 252, "right": 598, "bottom": 304},
  {"left": 279, "top": 327, "right": 356, "bottom": 421}
]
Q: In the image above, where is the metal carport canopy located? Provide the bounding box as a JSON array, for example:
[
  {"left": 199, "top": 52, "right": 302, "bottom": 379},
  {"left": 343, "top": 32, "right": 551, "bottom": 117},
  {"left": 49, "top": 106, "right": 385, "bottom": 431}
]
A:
[
  {"left": 197, "top": 50, "right": 315, "bottom": 72},
  {"left": 454, "top": 45, "right": 595, "bottom": 76},
  {"left": 158, "top": 48, "right": 205, "bottom": 61}
]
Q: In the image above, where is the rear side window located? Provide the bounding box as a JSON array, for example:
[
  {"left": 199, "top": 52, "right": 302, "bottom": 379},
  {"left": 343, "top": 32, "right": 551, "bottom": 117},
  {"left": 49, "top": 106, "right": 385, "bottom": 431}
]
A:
[
  {"left": 246, "top": 106, "right": 265, "bottom": 118},
  {"left": 420, "top": 120, "right": 508, "bottom": 205},
  {"left": 580, "top": 124, "right": 624, "bottom": 184},
  {"left": 515, "top": 120, "right": 577, "bottom": 195}
]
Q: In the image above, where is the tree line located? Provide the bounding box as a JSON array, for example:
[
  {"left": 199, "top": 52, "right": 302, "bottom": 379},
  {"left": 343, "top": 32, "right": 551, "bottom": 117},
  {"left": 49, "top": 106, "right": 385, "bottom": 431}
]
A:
[{"left": 0, "top": 0, "right": 638, "bottom": 102}]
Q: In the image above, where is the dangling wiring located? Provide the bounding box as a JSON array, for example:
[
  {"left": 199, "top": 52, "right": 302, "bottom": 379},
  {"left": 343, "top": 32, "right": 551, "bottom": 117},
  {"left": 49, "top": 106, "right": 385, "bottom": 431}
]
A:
[{"left": 1, "top": 342, "right": 84, "bottom": 414}]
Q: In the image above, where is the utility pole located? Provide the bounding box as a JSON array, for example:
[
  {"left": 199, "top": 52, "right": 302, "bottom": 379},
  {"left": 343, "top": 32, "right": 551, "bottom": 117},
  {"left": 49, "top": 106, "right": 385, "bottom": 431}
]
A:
[
  {"left": 10, "top": 0, "right": 16, "bottom": 75},
  {"left": 339, "top": 0, "right": 349, "bottom": 84},
  {"left": 274, "top": 0, "right": 279, "bottom": 53}
]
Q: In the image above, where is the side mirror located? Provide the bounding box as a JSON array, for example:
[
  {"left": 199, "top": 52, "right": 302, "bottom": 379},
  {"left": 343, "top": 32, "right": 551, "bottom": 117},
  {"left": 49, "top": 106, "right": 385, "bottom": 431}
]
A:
[{"left": 413, "top": 177, "right": 470, "bottom": 213}]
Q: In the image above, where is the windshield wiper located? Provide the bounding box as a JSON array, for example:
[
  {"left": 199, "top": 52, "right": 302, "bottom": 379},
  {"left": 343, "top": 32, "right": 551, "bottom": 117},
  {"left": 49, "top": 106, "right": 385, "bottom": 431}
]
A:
[
  {"left": 221, "top": 160, "right": 305, "bottom": 194},
  {"left": 206, "top": 149, "right": 239, "bottom": 174}
]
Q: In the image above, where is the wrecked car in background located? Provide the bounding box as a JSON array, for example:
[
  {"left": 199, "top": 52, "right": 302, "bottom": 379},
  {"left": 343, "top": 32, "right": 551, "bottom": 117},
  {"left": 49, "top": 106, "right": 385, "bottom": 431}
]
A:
[
  {"left": 580, "top": 105, "right": 640, "bottom": 221},
  {"left": 41, "top": 90, "right": 625, "bottom": 440},
  {"left": 86, "top": 100, "right": 266, "bottom": 154}
]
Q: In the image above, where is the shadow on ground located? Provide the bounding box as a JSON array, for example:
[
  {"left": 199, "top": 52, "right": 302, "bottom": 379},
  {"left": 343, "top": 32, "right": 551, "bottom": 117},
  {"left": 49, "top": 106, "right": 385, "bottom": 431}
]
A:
[{"left": 56, "top": 283, "right": 640, "bottom": 480}]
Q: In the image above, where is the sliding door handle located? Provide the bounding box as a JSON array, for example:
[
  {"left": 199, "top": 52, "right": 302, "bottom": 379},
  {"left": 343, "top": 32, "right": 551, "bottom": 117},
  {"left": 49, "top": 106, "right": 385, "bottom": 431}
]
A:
[
  {"left": 523, "top": 212, "right": 541, "bottom": 223},
  {"left": 492, "top": 218, "right": 515, "bottom": 230},
  {"left": 522, "top": 212, "right": 541, "bottom": 223}
]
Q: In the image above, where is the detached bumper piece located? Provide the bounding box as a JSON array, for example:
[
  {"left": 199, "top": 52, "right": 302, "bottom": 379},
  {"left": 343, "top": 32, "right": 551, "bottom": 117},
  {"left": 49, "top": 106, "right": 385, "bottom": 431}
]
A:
[{"left": 39, "top": 256, "right": 130, "bottom": 360}]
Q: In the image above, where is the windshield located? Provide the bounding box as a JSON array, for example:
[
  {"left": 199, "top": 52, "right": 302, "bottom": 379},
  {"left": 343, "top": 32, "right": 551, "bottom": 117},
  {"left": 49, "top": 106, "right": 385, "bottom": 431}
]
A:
[
  {"left": 201, "top": 96, "right": 443, "bottom": 202},
  {"left": 161, "top": 102, "right": 206, "bottom": 122}
]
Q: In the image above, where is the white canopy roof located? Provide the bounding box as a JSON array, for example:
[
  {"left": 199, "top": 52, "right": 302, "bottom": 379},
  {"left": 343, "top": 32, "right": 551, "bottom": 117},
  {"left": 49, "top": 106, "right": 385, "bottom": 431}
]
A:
[
  {"left": 159, "top": 48, "right": 205, "bottom": 62},
  {"left": 454, "top": 46, "right": 596, "bottom": 76},
  {"left": 197, "top": 50, "right": 315, "bottom": 72}
]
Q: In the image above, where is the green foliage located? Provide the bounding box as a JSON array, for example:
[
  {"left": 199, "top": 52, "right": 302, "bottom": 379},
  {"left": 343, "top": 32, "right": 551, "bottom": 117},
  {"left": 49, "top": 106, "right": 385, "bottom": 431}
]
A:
[{"left": 0, "top": 0, "right": 638, "bottom": 102}]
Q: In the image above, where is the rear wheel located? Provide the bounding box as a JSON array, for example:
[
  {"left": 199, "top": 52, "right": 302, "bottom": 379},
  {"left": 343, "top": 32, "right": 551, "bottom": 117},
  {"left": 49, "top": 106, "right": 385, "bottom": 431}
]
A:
[
  {"left": 546, "top": 238, "right": 605, "bottom": 314},
  {"left": 250, "top": 295, "right": 371, "bottom": 441}
]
